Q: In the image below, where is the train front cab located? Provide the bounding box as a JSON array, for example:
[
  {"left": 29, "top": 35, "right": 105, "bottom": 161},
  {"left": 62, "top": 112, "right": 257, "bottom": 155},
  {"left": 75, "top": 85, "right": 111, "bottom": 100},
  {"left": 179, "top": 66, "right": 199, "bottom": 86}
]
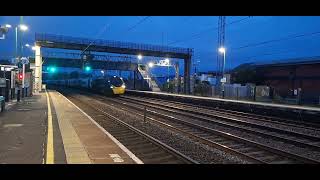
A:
[{"left": 111, "top": 84, "right": 126, "bottom": 95}]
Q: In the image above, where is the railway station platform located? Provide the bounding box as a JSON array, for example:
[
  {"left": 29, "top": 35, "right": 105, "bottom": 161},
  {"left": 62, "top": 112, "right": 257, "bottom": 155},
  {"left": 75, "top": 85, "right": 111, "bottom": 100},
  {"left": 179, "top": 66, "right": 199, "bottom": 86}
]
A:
[
  {"left": 0, "top": 90, "right": 141, "bottom": 164},
  {"left": 126, "top": 90, "right": 320, "bottom": 123}
]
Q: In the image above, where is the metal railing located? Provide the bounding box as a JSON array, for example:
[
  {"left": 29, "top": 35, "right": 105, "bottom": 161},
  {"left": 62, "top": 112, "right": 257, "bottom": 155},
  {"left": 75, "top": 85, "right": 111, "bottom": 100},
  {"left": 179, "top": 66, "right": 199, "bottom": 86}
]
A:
[{"left": 40, "top": 51, "right": 137, "bottom": 62}]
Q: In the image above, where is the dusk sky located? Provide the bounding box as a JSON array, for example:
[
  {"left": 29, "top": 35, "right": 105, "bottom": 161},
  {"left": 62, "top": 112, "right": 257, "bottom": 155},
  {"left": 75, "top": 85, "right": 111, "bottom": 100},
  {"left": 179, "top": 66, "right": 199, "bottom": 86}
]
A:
[{"left": 1, "top": 16, "right": 320, "bottom": 73}]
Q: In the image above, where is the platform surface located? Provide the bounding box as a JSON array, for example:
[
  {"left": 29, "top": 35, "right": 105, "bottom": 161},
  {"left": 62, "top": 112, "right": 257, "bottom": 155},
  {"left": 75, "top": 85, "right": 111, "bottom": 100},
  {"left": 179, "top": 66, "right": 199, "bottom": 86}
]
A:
[
  {"left": 0, "top": 90, "right": 141, "bottom": 164},
  {"left": 48, "top": 90, "right": 139, "bottom": 164},
  {"left": 0, "top": 93, "right": 49, "bottom": 164},
  {"left": 127, "top": 90, "right": 320, "bottom": 112}
]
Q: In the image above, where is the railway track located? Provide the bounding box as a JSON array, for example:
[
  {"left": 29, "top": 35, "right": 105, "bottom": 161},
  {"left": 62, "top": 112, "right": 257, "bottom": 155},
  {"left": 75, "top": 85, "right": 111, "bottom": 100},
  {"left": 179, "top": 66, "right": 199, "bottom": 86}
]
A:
[
  {"left": 62, "top": 90, "right": 198, "bottom": 164},
  {"left": 119, "top": 95, "right": 320, "bottom": 151},
  {"left": 80, "top": 92, "right": 319, "bottom": 164},
  {"left": 125, "top": 95, "right": 320, "bottom": 131}
]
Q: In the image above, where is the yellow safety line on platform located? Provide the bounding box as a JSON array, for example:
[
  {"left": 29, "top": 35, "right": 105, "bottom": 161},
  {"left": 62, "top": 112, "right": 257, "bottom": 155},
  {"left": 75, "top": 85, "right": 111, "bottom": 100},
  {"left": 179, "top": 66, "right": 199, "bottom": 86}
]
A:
[{"left": 45, "top": 90, "right": 54, "bottom": 164}]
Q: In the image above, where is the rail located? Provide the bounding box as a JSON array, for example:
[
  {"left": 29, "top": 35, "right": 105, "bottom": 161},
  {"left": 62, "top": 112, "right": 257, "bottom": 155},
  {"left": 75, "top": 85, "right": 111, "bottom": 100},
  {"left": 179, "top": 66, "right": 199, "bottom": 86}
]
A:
[{"left": 125, "top": 90, "right": 320, "bottom": 123}]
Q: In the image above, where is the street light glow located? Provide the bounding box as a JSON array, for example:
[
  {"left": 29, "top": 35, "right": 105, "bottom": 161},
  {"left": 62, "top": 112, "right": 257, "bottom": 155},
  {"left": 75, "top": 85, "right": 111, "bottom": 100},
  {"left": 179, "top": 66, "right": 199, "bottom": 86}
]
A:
[
  {"left": 25, "top": 44, "right": 30, "bottom": 47},
  {"left": 47, "top": 67, "right": 56, "bottom": 73},
  {"left": 85, "top": 66, "right": 91, "bottom": 71},
  {"left": 148, "top": 62, "right": 154, "bottom": 68},
  {"left": 31, "top": 46, "right": 36, "bottom": 51},
  {"left": 19, "top": 24, "right": 28, "bottom": 31},
  {"left": 218, "top": 47, "right": 226, "bottom": 54},
  {"left": 137, "top": 54, "right": 143, "bottom": 60},
  {"left": 5, "top": 24, "right": 12, "bottom": 28}
]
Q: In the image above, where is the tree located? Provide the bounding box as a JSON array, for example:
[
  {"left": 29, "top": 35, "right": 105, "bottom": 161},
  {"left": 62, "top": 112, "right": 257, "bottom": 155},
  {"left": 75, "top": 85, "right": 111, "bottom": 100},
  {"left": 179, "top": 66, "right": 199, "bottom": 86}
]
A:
[
  {"left": 194, "top": 80, "right": 212, "bottom": 96},
  {"left": 231, "top": 64, "right": 264, "bottom": 85}
]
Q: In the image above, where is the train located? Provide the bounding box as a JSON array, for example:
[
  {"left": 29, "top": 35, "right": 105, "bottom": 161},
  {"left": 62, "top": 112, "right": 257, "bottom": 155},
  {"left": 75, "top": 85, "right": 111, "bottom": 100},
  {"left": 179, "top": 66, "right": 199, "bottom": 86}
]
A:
[{"left": 45, "top": 75, "right": 126, "bottom": 96}]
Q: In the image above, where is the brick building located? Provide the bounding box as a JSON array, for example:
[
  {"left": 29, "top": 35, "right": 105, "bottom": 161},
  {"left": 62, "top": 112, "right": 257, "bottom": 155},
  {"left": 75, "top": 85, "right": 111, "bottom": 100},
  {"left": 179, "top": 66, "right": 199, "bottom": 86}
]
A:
[{"left": 232, "top": 56, "right": 320, "bottom": 104}]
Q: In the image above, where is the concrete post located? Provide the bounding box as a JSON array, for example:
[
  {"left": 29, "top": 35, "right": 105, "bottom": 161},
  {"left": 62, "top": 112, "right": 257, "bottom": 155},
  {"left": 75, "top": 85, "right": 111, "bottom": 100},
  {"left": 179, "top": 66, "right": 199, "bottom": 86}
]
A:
[
  {"left": 175, "top": 62, "right": 179, "bottom": 94},
  {"left": 17, "top": 89, "right": 20, "bottom": 102},
  {"left": 35, "top": 45, "right": 42, "bottom": 93},
  {"left": 184, "top": 57, "right": 191, "bottom": 95},
  {"left": 22, "top": 63, "right": 25, "bottom": 96},
  {"left": 133, "top": 70, "right": 136, "bottom": 90}
]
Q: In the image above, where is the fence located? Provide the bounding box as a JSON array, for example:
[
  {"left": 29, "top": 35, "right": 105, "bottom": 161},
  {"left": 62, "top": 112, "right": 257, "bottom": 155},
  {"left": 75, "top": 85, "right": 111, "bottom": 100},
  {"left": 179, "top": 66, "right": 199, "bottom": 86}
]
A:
[{"left": 203, "top": 84, "right": 273, "bottom": 102}]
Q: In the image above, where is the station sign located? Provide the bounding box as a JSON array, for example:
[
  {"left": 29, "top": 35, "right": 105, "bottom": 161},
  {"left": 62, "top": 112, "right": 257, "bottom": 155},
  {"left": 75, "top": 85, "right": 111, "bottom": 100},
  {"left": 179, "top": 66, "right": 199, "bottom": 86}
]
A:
[
  {"left": 159, "top": 60, "right": 170, "bottom": 66},
  {"left": 21, "top": 57, "right": 29, "bottom": 64},
  {"left": 11, "top": 71, "right": 15, "bottom": 88},
  {"left": 220, "top": 77, "right": 226, "bottom": 83}
]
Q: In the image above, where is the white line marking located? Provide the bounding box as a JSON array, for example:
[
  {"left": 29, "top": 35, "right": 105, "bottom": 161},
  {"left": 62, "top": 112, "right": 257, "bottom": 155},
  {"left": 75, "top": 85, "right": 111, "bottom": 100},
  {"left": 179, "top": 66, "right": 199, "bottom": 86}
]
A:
[
  {"left": 109, "top": 154, "right": 124, "bottom": 163},
  {"left": 56, "top": 91, "right": 144, "bottom": 164},
  {"left": 3, "top": 124, "right": 24, "bottom": 128}
]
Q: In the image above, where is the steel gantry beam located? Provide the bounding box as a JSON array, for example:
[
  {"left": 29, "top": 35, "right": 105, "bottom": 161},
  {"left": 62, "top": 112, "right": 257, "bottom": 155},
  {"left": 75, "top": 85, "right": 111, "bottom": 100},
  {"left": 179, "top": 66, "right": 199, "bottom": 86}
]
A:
[{"left": 29, "top": 56, "right": 138, "bottom": 71}]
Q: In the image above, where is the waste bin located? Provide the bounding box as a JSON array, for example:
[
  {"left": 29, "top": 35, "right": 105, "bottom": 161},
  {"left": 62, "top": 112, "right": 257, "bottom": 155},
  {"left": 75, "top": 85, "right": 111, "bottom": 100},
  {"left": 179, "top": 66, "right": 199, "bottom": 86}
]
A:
[{"left": 0, "top": 96, "right": 4, "bottom": 112}]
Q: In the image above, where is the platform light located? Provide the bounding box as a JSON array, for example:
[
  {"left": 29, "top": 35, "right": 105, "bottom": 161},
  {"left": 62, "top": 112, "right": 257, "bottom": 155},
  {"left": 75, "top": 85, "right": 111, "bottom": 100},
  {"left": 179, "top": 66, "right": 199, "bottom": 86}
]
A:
[
  {"left": 137, "top": 54, "right": 143, "bottom": 60},
  {"left": 164, "top": 58, "right": 170, "bottom": 65},
  {"left": 25, "top": 44, "right": 30, "bottom": 47},
  {"left": 218, "top": 46, "right": 226, "bottom": 79},
  {"left": 218, "top": 47, "right": 226, "bottom": 54},
  {"left": 148, "top": 62, "right": 154, "bottom": 68},
  {"left": 5, "top": 24, "right": 12, "bottom": 28},
  {"left": 31, "top": 46, "right": 36, "bottom": 51},
  {"left": 19, "top": 24, "right": 28, "bottom": 31}
]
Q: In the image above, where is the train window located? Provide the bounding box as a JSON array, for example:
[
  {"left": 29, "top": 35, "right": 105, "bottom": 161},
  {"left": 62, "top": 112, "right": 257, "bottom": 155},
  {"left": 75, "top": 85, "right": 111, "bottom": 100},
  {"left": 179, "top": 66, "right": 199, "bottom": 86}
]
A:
[{"left": 110, "top": 77, "right": 124, "bottom": 87}]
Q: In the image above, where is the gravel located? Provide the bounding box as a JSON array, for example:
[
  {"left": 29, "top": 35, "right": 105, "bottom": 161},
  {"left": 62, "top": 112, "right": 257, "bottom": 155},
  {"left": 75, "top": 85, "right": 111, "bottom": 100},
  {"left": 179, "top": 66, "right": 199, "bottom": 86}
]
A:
[
  {"left": 72, "top": 93, "right": 249, "bottom": 164},
  {"left": 111, "top": 96, "right": 320, "bottom": 162},
  {"left": 127, "top": 96, "right": 320, "bottom": 138}
]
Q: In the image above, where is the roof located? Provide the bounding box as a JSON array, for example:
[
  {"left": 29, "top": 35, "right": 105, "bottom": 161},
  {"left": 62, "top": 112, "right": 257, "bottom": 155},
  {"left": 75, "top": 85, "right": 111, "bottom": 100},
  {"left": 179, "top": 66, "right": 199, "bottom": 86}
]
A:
[
  {"left": 253, "top": 56, "right": 320, "bottom": 67},
  {"left": 0, "top": 60, "right": 12, "bottom": 65}
]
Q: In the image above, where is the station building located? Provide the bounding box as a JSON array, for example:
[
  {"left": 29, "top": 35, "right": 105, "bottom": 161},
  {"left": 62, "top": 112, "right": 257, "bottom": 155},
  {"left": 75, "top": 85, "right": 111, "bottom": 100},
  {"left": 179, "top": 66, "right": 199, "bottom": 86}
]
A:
[{"left": 232, "top": 56, "right": 320, "bottom": 105}]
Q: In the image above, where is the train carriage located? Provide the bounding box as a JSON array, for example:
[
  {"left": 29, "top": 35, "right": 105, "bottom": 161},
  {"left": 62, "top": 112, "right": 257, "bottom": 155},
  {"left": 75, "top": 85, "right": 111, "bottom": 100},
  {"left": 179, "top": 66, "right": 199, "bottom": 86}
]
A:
[
  {"left": 46, "top": 75, "right": 126, "bottom": 96},
  {"left": 91, "top": 76, "right": 126, "bottom": 95}
]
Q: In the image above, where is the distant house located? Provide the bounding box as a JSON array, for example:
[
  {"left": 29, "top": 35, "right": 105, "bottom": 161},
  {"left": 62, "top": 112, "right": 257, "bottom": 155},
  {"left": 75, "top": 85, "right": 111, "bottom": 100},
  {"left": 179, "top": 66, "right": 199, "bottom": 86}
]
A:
[
  {"left": 232, "top": 56, "right": 320, "bottom": 104},
  {"left": 0, "top": 59, "right": 12, "bottom": 65}
]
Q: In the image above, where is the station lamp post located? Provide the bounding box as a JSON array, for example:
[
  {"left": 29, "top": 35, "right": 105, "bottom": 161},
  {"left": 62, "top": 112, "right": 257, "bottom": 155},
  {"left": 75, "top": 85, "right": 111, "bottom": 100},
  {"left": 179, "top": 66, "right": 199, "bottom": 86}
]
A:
[
  {"left": 218, "top": 47, "right": 226, "bottom": 98},
  {"left": 218, "top": 47, "right": 226, "bottom": 79},
  {"left": 5, "top": 23, "right": 29, "bottom": 97},
  {"left": 5, "top": 24, "right": 29, "bottom": 58},
  {"left": 165, "top": 58, "right": 170, "bottom": 90}
]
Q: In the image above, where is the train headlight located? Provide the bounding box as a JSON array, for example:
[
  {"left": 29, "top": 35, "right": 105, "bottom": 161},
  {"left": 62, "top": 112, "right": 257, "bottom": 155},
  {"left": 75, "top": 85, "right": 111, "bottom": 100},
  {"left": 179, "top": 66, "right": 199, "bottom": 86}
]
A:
[{"left": 121, "top": 84, "right": 126, "bottom": 88}]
